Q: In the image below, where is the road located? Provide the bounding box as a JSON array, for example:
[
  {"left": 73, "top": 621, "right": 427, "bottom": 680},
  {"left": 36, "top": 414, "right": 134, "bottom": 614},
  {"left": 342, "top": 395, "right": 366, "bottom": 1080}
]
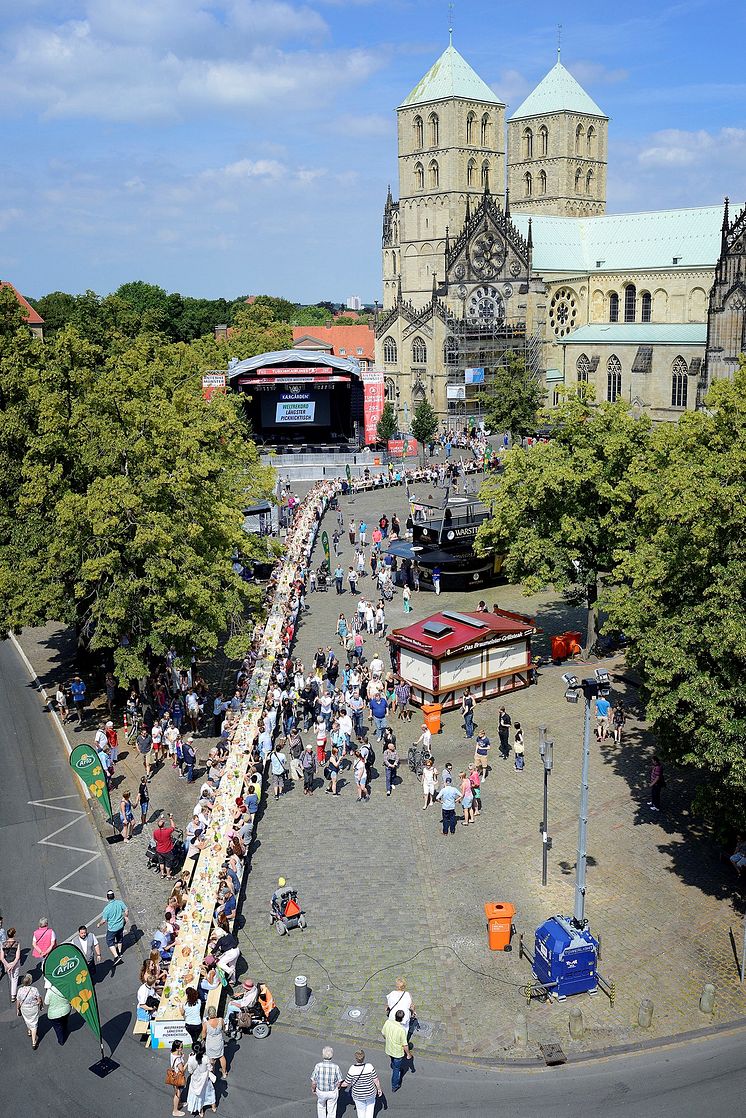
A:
[{"left": 0, "top": 636, "right": 744, "bottom": 1116}]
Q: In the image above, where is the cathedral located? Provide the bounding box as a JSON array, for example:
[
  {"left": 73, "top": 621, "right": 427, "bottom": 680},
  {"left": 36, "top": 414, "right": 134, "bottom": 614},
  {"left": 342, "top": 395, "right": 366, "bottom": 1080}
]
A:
[{"left": 375, "top": 41, "right": 744, "bottom": 424}]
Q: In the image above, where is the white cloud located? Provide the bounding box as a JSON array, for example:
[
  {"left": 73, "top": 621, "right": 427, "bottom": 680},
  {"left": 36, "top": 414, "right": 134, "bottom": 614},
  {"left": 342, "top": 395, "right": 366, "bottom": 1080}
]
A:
[
  {"left": 638, "top": 127, "right": 746, "bottom": 169},
  {"left": 569, "top": 60, "right": 628, "bottom": 87}
]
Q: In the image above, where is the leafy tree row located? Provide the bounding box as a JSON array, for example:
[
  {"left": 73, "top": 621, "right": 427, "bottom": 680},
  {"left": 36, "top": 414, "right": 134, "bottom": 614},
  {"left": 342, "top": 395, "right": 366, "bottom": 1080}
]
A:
[{"left": 477, "top": 369, "right": 746, "bottom": 837}]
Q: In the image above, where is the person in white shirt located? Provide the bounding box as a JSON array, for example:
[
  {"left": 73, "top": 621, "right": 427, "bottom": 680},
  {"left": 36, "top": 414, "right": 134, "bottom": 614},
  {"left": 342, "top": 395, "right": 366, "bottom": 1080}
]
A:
[
  {"left": 414, "top": 724, "right": 432, "bottom": 751},
  {"left": 94, "top": 723, "right": 108, "bottom": 752},
  {"left": 385, "top": 977, "right": 414, "bottom": 1031},
  {"left": 70, "top": 926, "right": 102, "bottom": 974},
  {"left": 369, "top": 656, "right": 384, "bottom": 678}
]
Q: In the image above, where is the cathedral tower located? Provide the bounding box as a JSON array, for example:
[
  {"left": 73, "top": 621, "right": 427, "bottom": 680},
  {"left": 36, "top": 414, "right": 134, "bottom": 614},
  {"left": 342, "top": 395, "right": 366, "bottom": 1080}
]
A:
[
  {"left": 391, "top": 43, "right": 505, "bottom": 307},
  {"left": 506, "top": 57, "right": 608, "bottom": 216}
]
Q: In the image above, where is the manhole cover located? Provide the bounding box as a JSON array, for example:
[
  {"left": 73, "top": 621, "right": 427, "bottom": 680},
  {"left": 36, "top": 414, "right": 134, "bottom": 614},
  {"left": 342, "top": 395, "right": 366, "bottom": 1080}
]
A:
[
  {"left": 539, "top": 1043, "right": 566, "bottom": 1066},
  {"left": 348, "top": 1009, "right": 362, "bottom": 1019},
  {"left": 341, "top": 1005, "right": 368, "bottom": 1023},
  {"left": 413, "top": 1020, "right": 435, "bottom": 1040}
]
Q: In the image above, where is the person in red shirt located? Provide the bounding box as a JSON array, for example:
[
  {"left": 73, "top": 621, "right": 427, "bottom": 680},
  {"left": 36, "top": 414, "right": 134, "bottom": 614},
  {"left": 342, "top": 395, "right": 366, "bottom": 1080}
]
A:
[{"left": 153, "top": 814, "right": 176, "bottom": 879}]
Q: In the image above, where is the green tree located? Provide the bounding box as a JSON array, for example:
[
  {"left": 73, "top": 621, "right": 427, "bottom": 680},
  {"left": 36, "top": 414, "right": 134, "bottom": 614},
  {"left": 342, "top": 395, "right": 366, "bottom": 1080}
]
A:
[
  {"left": 603, "top": 365, "right": 746, "bottom": 837},
  {"left": 476, "top": 393, "right": 652, "bottom": 649},
  {"left": 376, "top": 401, "right": 397, "bottom": 444},
  {"left": 411, "top": 399, "right": 438, "bottom": 461},
  {"left": 0, "top": 327, "right": 273, "bottom": 681},
  {"left": 113, "top": 280, "right": 169, "bottom": 317},
  {"left": 479, "top": 350, "right": 545, "bottom": 439}
]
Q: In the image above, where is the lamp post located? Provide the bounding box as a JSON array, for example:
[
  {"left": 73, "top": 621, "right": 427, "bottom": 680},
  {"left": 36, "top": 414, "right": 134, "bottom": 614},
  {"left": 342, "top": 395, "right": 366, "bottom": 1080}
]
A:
[{"left": 538, "top": 725, "right": 553, "bottom": 887}]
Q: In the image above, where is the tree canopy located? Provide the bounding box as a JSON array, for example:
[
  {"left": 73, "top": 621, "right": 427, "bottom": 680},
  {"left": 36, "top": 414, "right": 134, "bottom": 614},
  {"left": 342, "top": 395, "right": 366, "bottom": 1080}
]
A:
[
  {"left": 411, "top": 399, "right": 438, "bottom": 458},
  {"left": 376, "top": 401, "right": 397, "bottom": 443},
  {"left": 480, "top": 350, "right": 545, "bottom": 439}
]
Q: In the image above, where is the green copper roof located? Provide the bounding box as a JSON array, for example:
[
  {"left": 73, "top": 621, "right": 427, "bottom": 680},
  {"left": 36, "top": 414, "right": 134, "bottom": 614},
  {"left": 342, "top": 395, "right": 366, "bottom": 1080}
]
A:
[
  {"left": 562, "top": 324, "right": 707, "bottom": 345},
  {"left": 509, "top": 61, "right": 606, "bottom": 121},
  {"left": 399, "top": 45, "right": 504, "bottom": 109},
  {"left": 512, "top": 204, "right": 736, "bottom": 273}
]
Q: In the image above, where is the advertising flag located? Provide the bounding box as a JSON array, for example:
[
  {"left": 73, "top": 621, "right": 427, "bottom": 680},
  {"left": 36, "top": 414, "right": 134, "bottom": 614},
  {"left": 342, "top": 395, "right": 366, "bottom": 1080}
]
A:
[
  {"left": 361, "top": 370, "right": 386, "bottom": 445},
  {"left": 44, "top": 944, "right": 102, "bottom": 1042},
  {"left": 321, "top": 531, "right": 330, "bottom": 566},
  {"left": 345, "top": 464, "right": 352, "bottom": 482},
  {"left": 69, "top": 744, "right": 112, "bottom": 818}
]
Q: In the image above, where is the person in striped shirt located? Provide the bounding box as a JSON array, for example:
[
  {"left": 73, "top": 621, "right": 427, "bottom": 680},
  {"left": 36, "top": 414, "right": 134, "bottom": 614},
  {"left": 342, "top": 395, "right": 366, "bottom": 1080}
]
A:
[{"left": 340, "top": 1051, "right": 382, "bottom": 1118}]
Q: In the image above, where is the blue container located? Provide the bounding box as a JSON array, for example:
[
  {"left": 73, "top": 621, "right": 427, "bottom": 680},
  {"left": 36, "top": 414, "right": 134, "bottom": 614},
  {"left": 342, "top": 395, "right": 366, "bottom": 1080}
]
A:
[{"left": 533, "top": 915, "right": 598, "bottom": 998}]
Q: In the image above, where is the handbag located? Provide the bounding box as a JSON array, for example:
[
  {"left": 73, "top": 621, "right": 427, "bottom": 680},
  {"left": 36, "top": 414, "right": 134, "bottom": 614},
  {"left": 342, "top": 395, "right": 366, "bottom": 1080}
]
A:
[{"left": 166, "top": 1061, "right": 186, "bottom": 1088}]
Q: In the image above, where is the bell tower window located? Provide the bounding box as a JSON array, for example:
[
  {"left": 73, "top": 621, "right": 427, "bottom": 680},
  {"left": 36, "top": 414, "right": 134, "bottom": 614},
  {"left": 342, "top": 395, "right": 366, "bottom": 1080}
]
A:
[
  {"left": 428, "top": 160, "right": 439, "bottom": 189},
  {"left": 429, "top": 112, "right": 439, "bottom": 148},
  {"left": 523, "top": 128, "right": 533, "bottom": 159},
  {"left": 467, "top": 159, "right": 476, "bottom": 188},
  {"left": 481, "top": 113, "right": 491, "bottom": 146},
  {"left": 414, "top": 162, "right": 424, "bottom": 191},
  {"left": 466, "top": 112, "right": 476, "bottom": 144},
  {"left": 414, "top": 116, "right": 423, "bottom": 149},
  {"left": 539, "top": 170, "right": 547, "bottom": 195},
  {"left": 539, "top": 126, "right": 548, "bottom": 155},
  {"left": 524, "top": 171, "right": 532, "bottom": 197}
]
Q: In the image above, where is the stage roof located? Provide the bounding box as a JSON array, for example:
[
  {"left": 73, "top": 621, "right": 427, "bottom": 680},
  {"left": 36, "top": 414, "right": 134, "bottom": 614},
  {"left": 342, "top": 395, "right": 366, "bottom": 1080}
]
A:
[{"left": 227, "top": 349, "right": 361, "bottom": 381}]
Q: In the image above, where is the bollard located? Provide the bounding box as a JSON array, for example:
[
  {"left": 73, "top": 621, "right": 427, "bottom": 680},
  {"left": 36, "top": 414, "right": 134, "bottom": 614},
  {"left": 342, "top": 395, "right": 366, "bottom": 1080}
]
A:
[
  {"left": 699, "top": 983, "right": 716, "bottom": 1015},
  {"left": 295, "top": 975, "right": 310, "bottom": 1007},
  {"left": 568, "top": 1006, "right": 584, "bottom": 1040},
  {"left": 638, "top": 998, "right": 654, "bottom": 1028},
  {"left": 513, "top": 1012, "right": 528, "bottom": 1048}
]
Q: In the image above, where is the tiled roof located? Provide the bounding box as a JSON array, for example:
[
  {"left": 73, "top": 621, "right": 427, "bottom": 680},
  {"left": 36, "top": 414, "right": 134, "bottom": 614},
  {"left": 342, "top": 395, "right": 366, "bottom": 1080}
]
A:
[
  {"left": 1, "top": 281, "right": 44, "bottom": 324},
  {"left": 292, "top": 324, "right": 375, "bottom": 361},
  {"left": 399, "top": 45, "right": 503, "bottom": 109},
  {"left": 509, "top": 61, "right": 606, "bottom": 121},
  {"left": 561, "top": 323, "right": 707, "bottom": 345},
  {"left": 512, "top": 204, "right": 741, "bottom": 273}
]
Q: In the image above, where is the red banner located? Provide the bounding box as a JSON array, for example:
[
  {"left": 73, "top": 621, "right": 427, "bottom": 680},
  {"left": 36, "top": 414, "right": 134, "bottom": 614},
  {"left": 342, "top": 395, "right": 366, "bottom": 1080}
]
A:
[
  {"left": 362, "top": 370, "right": 386, "bottom": 445},
  {"left": 387, "top": 438, "right": 419, "bottom": 458},
  {"left": 202, "top": 372, "right": 227, "bottom": 401}
]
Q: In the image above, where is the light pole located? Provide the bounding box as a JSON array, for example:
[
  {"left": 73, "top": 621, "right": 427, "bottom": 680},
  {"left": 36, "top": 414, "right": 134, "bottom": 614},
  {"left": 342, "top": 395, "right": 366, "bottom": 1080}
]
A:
[{"left": 538, "top": 725, "right": 553, "bottom": 887}]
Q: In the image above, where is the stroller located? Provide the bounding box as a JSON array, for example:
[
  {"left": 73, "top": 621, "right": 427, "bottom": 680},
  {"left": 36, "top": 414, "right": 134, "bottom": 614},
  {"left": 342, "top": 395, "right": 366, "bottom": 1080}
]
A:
[
  {"left": 316, "top": 562, "right": 329, "bottom": 592},
  {"left": 145, "top": 829, "right": 186, "bottom": 875},
  {"left": 270, "top": 885, "right": 307, "bottom": 935}
]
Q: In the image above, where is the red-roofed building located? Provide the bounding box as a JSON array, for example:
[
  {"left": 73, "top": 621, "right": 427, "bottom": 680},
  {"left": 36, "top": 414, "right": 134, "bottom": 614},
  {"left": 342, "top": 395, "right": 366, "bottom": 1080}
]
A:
[
  {"left": 292, "top": 324, "right": 375, "bottom": 369},
  {"left": 1, "top": 281, "right": 44, "bottom": 339}
]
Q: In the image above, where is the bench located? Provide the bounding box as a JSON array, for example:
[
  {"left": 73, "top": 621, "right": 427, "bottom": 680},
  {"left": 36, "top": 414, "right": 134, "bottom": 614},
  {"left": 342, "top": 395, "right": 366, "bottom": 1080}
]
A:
[{"left": 132, "top": 1017, "right": 151, "bottom": 1041}]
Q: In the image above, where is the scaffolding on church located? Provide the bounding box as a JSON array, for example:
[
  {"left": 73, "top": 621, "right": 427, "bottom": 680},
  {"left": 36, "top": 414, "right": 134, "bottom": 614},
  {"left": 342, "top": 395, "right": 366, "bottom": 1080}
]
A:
[{"left": 441, "top": 312, "right": 546, "bottom": 421}]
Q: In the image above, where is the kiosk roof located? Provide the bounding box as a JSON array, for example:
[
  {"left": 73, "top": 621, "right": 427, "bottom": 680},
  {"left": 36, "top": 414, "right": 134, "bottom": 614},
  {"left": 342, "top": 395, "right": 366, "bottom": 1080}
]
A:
[{"left": 389, "top": 608, "right": 535, "bottom": 657}]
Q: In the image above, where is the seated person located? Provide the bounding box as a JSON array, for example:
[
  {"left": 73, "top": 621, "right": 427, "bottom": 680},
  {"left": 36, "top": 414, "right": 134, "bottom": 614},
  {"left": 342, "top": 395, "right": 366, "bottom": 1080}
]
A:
[
  {"left": 212, "top": 931, "right": 240, "bottom": 980},
  {"left": 136, "top": 974, "right": 160, "bottom": 1021},
  {"left": 227, "top": 978, "right": 259, "bottom": 1017},
  {"left": 152, "top": 925, "right": 174, "bottom": 963},
  {"left": 199, "top": 956, "right": 221, "bottom": 1004}
]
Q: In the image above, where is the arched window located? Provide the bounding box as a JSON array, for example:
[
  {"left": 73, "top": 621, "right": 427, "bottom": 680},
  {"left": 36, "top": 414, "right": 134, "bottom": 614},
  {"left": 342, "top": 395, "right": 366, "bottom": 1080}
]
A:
[
  {"left": 607, "top": 355, "right": 622, "bottom": 402},
  {"left": 444, "top": 336, "right": 458, "bottom": 364},
  {"left": 585, "top": 169, "right": 593, "bottom": 195},
  {"left": 413, "top": 116, "right": 423, "bottom": 149},
  {"left": 428, "top": 159, "right": 439, "bottom": 189},
  {"left": 641, "top": 291, "right": 652, "bottom": 322},
  {"left": 383, "top": 337, "right": 397, "bottom": 364},
  {"left": 429, "top": 112, "right": 439, "bottom": 148},
  {"left": 576, "top": 353, "right": 591, "bottom": 383},
  {"left": 539, "top": 126, "right": 549, "bottom": 155},
  {"left": 539, "top": 169, "right": 547, "bottom": 195},
  {"left": 574, "top": 168, "right": 583, "bottom": 194},
  {"left": 671, "top": 356, "right": 689, "bottom": 407},
  {"left": 384, "top": 376, "right": 396, "bottom": 402},
  {"left": 609, "top": 292, "right": 619, "bottom": 322},
  {"left": 624, "top": 283, "right": 636, "bottom": 323},
  {"left": 481, "top": 113, "right": 491, "bottom": 146},
  {"left": 466, "top": 112, "right": 476, "bottom": 144},
  {"left": 575, "top": 124, "right": 585, "bottom": 154},
  {"left": 524, "top": 171, "right": 532, "bottom": 198},
  {"left": 587, "top": 125, "right": 595, "bottom": 156},
  {"left": 481, "top": 160, "right": 490, "bottom": 189},
  {"left": 523, "top": 128, "right": 533, "bottom": 159},
  {"left": 467, "top": 158, "right": 476, "bottom": 188},
  {"left": 414, "top": 162, "right": 424, "bottom": 191},
  {"left": 411, "top": 336, "right": 427, "bottom": 364}
]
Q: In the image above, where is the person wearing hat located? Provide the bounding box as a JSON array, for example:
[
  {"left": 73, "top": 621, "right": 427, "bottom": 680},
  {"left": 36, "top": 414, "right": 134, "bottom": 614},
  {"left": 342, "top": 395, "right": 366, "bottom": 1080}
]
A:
[{"left": 227, "top": 978, "right": 258, "bottom": 1022}]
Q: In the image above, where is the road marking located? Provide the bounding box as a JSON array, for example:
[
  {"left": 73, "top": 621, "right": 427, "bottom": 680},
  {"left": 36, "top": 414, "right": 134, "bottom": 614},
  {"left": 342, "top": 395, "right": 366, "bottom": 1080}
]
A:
[{"left": 28, "top": 797, "right": 108, "bottom": 904}]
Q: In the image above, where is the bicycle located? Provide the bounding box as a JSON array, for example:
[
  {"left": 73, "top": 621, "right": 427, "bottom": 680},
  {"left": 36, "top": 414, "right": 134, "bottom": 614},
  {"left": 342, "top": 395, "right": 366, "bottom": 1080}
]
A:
[
  {"left": 408, "top": 744, "right": 433, "bottom": 779},
  {"left": 125, "top": 712, "right": 142, "bottom": 745}
]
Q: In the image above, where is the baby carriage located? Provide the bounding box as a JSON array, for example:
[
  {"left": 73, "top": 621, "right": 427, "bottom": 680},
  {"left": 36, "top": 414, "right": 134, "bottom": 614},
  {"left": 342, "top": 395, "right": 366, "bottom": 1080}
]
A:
[
  {"left": 145, "top": 829, "right": 186, "bottom": 875},
  {"left": 270, "top": 882, "right": 307, "bottom": 935},
  {"left": 316, "top": 563, "right": 329, "bottom": 592}
]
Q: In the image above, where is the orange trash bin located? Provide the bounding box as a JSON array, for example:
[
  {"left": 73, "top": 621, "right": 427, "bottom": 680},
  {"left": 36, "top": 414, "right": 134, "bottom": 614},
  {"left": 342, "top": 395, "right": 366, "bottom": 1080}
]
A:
[
  {"left": 484, "top": 902, "right": 516, "bottom": 951},
  {"left": 551, "top": 635, "right": 567, "bottom": 662},
  {"left": 564, "top": 630, "right": 582, "bottom": 658},
  {"left": 421, "top": 702, "right": 442, "bottom": 735}
]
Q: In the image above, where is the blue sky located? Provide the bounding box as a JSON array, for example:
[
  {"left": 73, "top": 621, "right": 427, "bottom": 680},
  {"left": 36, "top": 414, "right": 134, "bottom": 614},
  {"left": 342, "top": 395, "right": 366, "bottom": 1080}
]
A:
[{"left": 1, "top": 0, "right": 744, "bottom": 303}]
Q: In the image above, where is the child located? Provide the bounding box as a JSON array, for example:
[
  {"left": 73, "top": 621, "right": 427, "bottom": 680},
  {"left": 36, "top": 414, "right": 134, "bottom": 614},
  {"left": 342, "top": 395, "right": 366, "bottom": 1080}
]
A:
[{"left": 513, "top": 723, "right": 525, "bottom": 771}]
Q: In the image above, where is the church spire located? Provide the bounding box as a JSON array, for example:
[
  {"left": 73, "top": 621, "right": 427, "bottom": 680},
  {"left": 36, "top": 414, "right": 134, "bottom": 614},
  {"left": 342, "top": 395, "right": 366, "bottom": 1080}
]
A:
[
  {"left": 397, "top": 274, "right": 402, "bottom": 302},
  {"left": 527, "top": 217, "right": 533, "bottom": 251},
  {"left": 385, "top": 183, "right": 393, "bottom": 209},
  {"left": 504, "top": 187, "right": 510, "bottom": 219},
  {"left": 465, "top": 194, "right": 471, "bottom": 223},
  {"left": 432, "top": 271, "right": 438, "bottom": 300},
  {"left": 445, "top": 225, "right": 450, "bottom": 254}
]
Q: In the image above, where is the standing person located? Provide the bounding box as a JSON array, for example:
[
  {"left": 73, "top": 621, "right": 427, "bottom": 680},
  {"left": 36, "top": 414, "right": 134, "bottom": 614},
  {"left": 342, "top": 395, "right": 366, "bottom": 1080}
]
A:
[
  {"left": 97, "top": 889, "right": 129, "bottom": 963},
  {"left": 461, "top": 689, "right": 475, "bottom": 739},
  {"left": 55, "top": 683, "right": 70, "bottom": 723},
  {"left": 383, "top": 739, "right": 398, "bottom": 796},
  {"left": 310, "top": 1045, "right": 342, "bottom": 1118},
  {"left": 119, "top": 790, "right": 135, "bottom": 842},
  {"left": 334, "top": 564, "right": 344, "bottom": 595},
  {"left": 44, "top": 980, "right": 72, "bottom": 1045},
  {"left": 326, "top": 746, "right": 340, "bottom": 795},
  {"left": 137, "top": 775, "right": 150, "bottom": 830},
  {"left": 348, "top": 519, "right": 356, "bottom": 546},
  {"left": 354, "top": 752, "right": 369, "bottom": 802},
  {"left": 16, "top": 974, "right": 42, "bottom": 1049},
  {"left": 468, "top": 763, "right": 482, "bottom": 816},
  {"left": 459, "top": 771, "right": 474, "bottom": 825},
  {"left": 70, "top": 675, "right": 87, "bottom": 723},
  {"left": 183, "top": 987, "right": 203, "bottom": 1047},
  {"left": 69, "top": 925, "right": 102, "bottom": 978},
  {"left": 497, "top": 706, "right": 512, "bottom": 761},
  {"left": 202, "top": 1006, "right": 227, "bottom": 1078},
  {"left": 369, "top": 692, "right": 388, "bottom": 741},
  {"left": 421, "top": 757, "right": 438, "bottom": 809},
  {"left": 136, "top": 724, "right": 153, "bottom": 780},
  {"left": 168, "top": 1038, "right": 187, "bottom": 1117},
  {"left": 348, "top": 566, "right": 358, "bottom": 595},
  {"left": 0, "top": 926, "right": 20, "bottom": 1002},
  {"left": 381, "top": 1008, "right": 411, "bottom": 1093},
  {"left": 385, "top": 978, "right": 415, "bottom": 1034},
  {"left": 474, "top": 729, "right": 491, "bottom": 779},
  {"left": 649, "top": 756, "right": 665, "bottom": 811},
  {"left": 594, "top": 692, "right": 611, "bottom": 741},
  {"left": 270, "top": 745, "right": 288, "bottom": 800},
  {"left": 31, "top": 917, "right": 56, "bottom": 976},
  {"left": 359, "top": 521, "right": 368, "bottom": 547},
  {"left": 513, "top": 723, "right": 525, "bottom": 771},
  {"left": 340, "top": 1050, "right": 382, "bottom": 1118},
  {"left": 301, "top": 744, "right": 317, "bottom": 796},
  {"left": 612, "top": 701, "right": 627, "bottom": 744},
  {"left": 436, "top": 781, "right": 462, "bottom": 836},
  {"left": 394, "top": 678, "right": 410, "bottom": 721},
  {"left": 402, "top": 584, "right": 411, "bottom": 614},
  {"left": 414, "top": 722, "right": 432, "bottom": 754},
  {"left": 432, "top": 566, "right": 441, "bottom": 595},
  {"left": 152, "top": 815, "right": 177, "bottom": 880},
  {"left": 186, "top": 1041, "right": 216, "bottom": 1117}
]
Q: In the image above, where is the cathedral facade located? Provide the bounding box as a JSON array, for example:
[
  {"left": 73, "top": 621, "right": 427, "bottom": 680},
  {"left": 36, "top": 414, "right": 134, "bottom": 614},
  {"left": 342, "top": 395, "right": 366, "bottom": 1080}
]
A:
[{"left": 375, "top": 43, "right": 738, "bottom": 424}]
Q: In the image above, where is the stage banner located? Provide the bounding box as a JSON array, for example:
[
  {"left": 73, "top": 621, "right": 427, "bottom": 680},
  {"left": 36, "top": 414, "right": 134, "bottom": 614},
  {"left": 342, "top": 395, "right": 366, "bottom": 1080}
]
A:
[
  {"left": 387, "top": 438, "right": 419, "bottom": 459},
  {"left": 464, "top": 367, "right": 485, "bottom": 385},
  {"left": 362, "top": 370, "right": 386, "bottom": 445},
  {"left": 44, "top": 944, "right": 102, "bottom": 1042},
  {"left": 202, "top": 372, "right": 227, "bottom": 401},
  {"left": 69, "top": 744, "right": 112, "bottom": 818},
  {"left": 321, "top": 531, "right": 330, "bottom": 566}
]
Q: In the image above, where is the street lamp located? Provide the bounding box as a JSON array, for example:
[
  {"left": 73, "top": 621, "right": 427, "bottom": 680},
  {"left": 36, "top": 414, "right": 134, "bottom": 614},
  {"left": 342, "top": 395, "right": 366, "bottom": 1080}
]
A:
[{"left": 538, "top": 725, "right": 553, "bottom": 887}]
